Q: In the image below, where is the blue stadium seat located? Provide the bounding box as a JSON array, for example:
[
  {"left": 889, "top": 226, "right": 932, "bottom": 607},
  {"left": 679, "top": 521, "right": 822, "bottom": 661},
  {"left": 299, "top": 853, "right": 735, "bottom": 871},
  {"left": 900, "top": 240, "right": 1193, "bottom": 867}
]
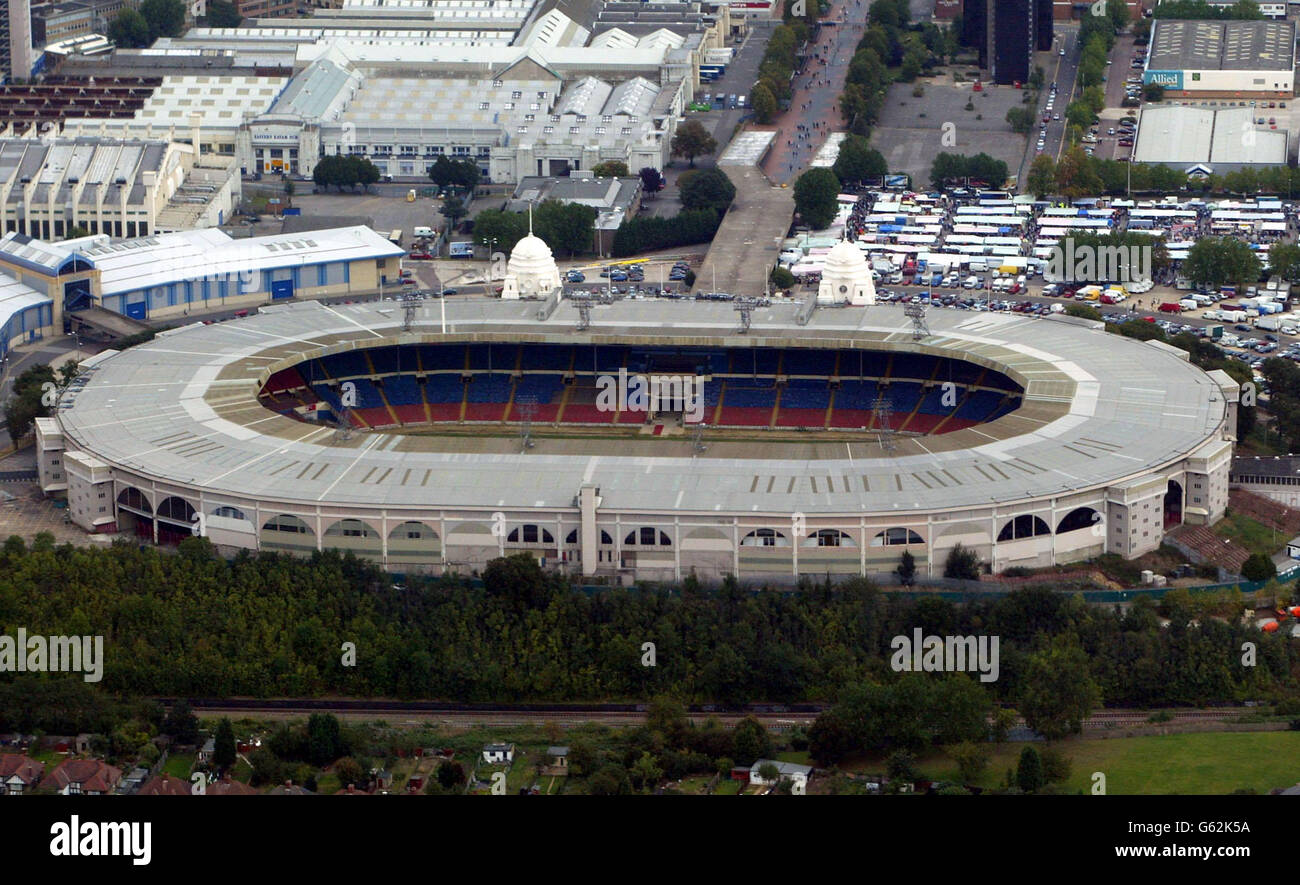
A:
[
  {"left": 466, "top": 373, "right": 513, "bottom": 403},
  {"left": 346, "top": 378, "right": 386, "bottom": 409},
  {"left": 836, "top": 379, "right": 879, "bottom": 408},
  {"left": 514, "top": 374, "right": 563, "bottom": 404},
  {"left": 418, "top": 344, "right": 465, "bottom": 371},
  {"left": 782, "top": 379, "right": 831, "bottom": 409},
  {"left": 425, "top": 375, "right": 465, "bottom": 404},
  {"left": 519, "top": 345, "right": 573, "bottom": 371},
  {"left": 324, "top": 350, "right": 371, "bottom": 379},
  {"left": 367, "top": 347, "right": 400, "bottom": 376},
  {"left": 383, "top": 375, "right": 422, "bottom": 406},
  {"left": 725, "top": 383, "right": 778, "bottom": 408},
  {"left": 889, "top": 353, "right": 934, "bottom": 381},
  {"left": 915, "top": 386, "right": 950, "bottom": 416},
  {"left": 882, "top": 381, "right": 922, "bottom": 413},
  {"left": 782, "top": 349, "right": 837, "bottom": 376}
]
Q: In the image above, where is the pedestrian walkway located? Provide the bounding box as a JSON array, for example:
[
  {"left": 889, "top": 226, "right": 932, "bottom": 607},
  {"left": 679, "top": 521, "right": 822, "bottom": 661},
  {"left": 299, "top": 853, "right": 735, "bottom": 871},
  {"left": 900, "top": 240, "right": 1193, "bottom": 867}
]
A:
[{"left": 762, "top": 0, "right": 869, "bottom": 185}]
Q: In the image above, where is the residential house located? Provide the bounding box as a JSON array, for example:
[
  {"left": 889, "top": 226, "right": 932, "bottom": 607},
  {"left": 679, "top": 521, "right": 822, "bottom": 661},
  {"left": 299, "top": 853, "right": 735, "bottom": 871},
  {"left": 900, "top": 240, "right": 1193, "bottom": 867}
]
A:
[
  {"left": 267, "top": 780, "right": 314, "bottom": 795},
  {"left": 748, "top": 759, "right": 813, "bottom": 789},
  {"left": 40, "top": 759, "right": 124, "bottom": 795},
  {"left": 0, "top": 755, "right": 44, "bottom": 795},
  {"left": 138, "top": 773, "right": 191, "bottom": 796},
  {"left": 207, "top": 776, "right": 258, "bottom": 796},
  {"left": 547, "top": 747, "right": 569, "bottom": 769},
  {"left": 482, "top": 743, "right": 515, "bottom": 765}
]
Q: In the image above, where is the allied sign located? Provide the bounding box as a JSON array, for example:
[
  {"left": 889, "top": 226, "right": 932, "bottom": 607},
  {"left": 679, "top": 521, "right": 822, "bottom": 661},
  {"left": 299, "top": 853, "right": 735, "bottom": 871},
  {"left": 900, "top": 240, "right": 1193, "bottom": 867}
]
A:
[{"left": 1144, "top": 70, "right": 1184, "bottom": 90}]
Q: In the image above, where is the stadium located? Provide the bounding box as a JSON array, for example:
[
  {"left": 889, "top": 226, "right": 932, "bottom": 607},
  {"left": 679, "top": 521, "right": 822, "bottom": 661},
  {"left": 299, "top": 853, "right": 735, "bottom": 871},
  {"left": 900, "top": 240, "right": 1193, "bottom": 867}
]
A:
[{"left": 34, "top": 282, "right": 1240, "bottom": 583}]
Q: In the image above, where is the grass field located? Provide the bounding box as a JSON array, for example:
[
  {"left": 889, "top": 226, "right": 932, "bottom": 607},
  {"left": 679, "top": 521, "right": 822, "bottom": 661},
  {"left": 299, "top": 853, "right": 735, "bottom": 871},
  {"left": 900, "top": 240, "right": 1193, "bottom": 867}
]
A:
[
  {"left": 1214, "top": 512, "right": 1281, "bottom": 558},
  {"left": 162, "top": 753, "right": 194, "bottom": 779},
  {"left": 885, "top": 732, "right": 1300, "bottom": 795}
]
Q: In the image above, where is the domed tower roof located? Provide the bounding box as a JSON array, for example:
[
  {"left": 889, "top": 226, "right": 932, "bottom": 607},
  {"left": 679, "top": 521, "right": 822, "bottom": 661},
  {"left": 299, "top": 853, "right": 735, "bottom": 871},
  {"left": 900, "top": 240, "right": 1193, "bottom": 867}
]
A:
[
  {"left": 823, "top": 238, "right": 868, "bottom": 274},
  {"left": 508, "top": 233, "right": 557, "bottom": 273}
]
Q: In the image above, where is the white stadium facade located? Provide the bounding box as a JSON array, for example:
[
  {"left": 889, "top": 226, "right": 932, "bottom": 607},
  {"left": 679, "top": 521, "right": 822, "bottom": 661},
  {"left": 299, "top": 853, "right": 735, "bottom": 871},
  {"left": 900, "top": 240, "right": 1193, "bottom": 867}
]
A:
[{"left": 34, "top": 293, "right": 1239, "bottom": 584}]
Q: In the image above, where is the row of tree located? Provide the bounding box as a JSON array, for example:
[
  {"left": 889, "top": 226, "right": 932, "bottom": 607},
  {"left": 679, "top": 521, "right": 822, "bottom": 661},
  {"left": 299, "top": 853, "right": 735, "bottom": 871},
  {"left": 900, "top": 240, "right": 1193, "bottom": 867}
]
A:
[
  {"left": 107, "top": 0, "right": 188, "bottom": 48},
  {"left": 311, "top": 155, "right": 382, "bottom": 192},
  {"left": 1025, "top": 147, "right": 1300, "bottom": 200},
  {"left": 928, "top": 152, "right": 1009, "bottom": 190},
  {"left": 470, "top": 199, "right": 597, "bottom": 257},
  {"left": 0, "top": 541, "right": 1292, "bottom": 710}
]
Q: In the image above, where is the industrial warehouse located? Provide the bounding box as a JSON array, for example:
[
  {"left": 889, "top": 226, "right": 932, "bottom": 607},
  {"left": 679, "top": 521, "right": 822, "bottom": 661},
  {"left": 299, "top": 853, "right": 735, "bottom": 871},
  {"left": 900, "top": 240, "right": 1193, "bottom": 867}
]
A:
[{"left": 1142, "top": 18, "right": 1296, "bottom": 99}]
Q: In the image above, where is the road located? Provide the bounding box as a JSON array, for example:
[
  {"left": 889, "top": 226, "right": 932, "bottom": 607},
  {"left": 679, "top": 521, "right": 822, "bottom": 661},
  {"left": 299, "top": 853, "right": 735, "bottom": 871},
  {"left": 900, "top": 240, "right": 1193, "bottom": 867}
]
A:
[{"left": 1016, "top": 25, "right": 1080, "bottom": 188}]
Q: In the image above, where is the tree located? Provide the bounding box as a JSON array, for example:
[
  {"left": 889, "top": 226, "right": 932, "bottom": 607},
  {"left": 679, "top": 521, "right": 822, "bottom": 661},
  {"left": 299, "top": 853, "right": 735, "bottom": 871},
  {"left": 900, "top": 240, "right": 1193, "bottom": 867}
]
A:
[
  {"left": 771, "top": 266, "right": 796, "bottom": 289},
  {"left": 678, "top": 167, "right": 736, "bottom": 214},
  {"left": 140, "top": 0, "right": 186, "bottom": 41},
  {"left": 808, "top": 709, "right": 856, "bottom": 765},
  {"left": 472, "top": 209, "right": 530, "bottom": 254},
  {"left": 948, "top": 741, "right": 990, "bottom": 784},
  {"left": 439, "top": 194, "right": 468, "bottom": 229},
  {"left": 1241, "top": 552, "right": 1277, "bottom": 582},
  {"left": 1018, "top": 640, "right": 1102, "bottom": 741},
  {"left": 591, "top": 161, "right": 629, "bottom": 178},
  {"left": 1182, "top": 237, "right": 1262, "bottom": 290},
  {"left": 1026, "top": 154, "right": 1057, "bottom": 199},
  {"left": 751, "top": 82, "right": 778, "bottom": 124},
  {"left": 638, "top": 167, "right": 664, "bottom": 196},
  {"left": 533, "top": 199, "right": 597, "bottom": 257},
  {"left": 756, "top": 761, "right": 780, "bottom": 784},
  {"left": 1005, "top": 106, "right": 1034, "bottom": 136},
  {"left": 793, "top": 167, "right": 840, "bottom": 230},
  {"left": 896, "top": 549, "right": 916, "bottom": 587},
  {"left": 333, "top": 757, "right": 365, "bottom": 790},
  {"left": 1055, "top": 146, "right": 1104, "bottom": 199},
  {"left": 429, "top": 156, "right": 480, "bottom": 192},
  {"left": 162, "top": 700, "right": 199, "bottom": 745},
  {"left": 213, "top": 717, "right": 237, "bottom": 771},
  {"left": 943, "top": 543, "right": 981, "bottom": 580},
  {"left": 587, "top": 763, "right": 632, "bottom": 795},
  {"left": 670, "top": 120, "right": 718, "bottom": 168},
  {"left": 206, "top": 0, "right": 242, "bottom": 27},
  {"left": 1143, "top": 82, "right": 1165, "bottom": 102},
  {"left": 307, "top": 713, "right": 344, "bottom": 766},
  {"left": 832, "top": 134, "right": 887, "bottom": 185},
  {"left": 436, "top": 760, "right": 466, "bottom": 790},
  {"left": 731, "top": 716, "right": 773, "bottom": 765},
  {"left": 1015, "top": 746, "right": 1044, "bottom": 793},
  {"left": 4, "top": 364, "right": 55, "bottom": 445},
  {"left": 1269, "top": 242, "right": 1300, "bottom": 281},
  {"left": 630, "top": 751, "right": 664, "bottom": 792},
  {"left": 108, "top": 9, "right": 150, "bottom": 48},
  {"left": 1064, "top": 303, "right": 1103, "bottom": 321},
  {"left": 1040, "top": 744, "right": 1072, "bottom": 784},
  {"left": 885, "top": 749, "right": 917, "bottom": 785},
  {"left": 567, "top": 740, "right": 599, "bottom": 778}
]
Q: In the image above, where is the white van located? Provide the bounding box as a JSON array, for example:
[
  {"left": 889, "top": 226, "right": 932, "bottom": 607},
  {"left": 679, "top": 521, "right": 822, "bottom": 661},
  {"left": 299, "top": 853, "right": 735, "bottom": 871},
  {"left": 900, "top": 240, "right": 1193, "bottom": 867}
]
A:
[
  {"left": 413, "top": 226, "right": 434, "bottom": 238},
  {"left": 968, "top": 261, "right": 987, "bottom": 273}
]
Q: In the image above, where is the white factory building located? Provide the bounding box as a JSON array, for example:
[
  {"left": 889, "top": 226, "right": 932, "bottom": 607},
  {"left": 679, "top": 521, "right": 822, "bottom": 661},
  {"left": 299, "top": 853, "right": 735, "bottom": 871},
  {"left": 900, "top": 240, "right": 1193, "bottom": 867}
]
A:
[
  {"left": 46, "top": 0, "right": 730, "bottom": 185},
  {"left": 1132, "top": 105, "right": 1288, "bottom": 170},
  {"left": 1143, "top": 19, "right": 1296, "bottom": 99}
]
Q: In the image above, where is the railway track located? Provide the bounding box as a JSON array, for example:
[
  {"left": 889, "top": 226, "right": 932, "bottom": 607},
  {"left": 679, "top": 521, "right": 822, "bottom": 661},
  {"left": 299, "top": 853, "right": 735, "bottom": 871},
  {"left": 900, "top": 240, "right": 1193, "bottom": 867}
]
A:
[{"left": 166, "top": 699, "right": 1253, "bottom": 731}]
